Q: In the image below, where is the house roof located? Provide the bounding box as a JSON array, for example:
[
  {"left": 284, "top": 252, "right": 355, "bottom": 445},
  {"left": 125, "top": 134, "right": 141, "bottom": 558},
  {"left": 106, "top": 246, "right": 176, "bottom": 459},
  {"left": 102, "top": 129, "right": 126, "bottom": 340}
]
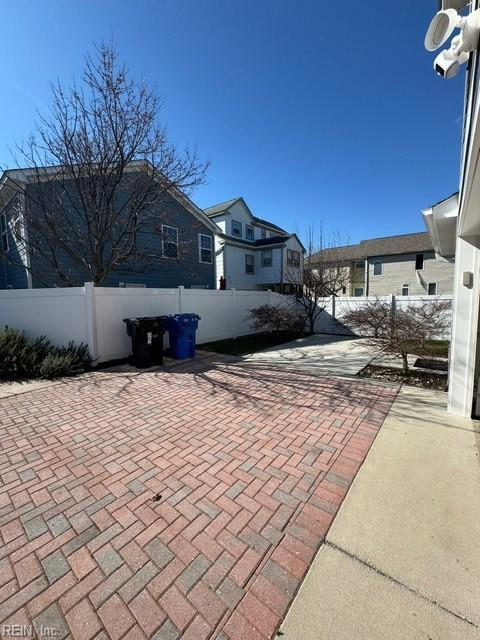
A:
[
  {"left": 0, "top": 161, "right": 220, "bottom": 235},
  {"left": 310, "top": 231, "right": 434, "bottom": 263},
  {"left": 219, "top": 232, "right": 306, "bottom": 253},
  {"left": 204, "top": 197, "right": 289, "bottom": 235}
]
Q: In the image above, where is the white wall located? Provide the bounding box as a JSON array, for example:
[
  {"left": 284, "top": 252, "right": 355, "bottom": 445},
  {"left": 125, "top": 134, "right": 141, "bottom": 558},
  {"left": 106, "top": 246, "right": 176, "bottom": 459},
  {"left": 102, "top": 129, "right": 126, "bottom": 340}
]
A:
[
  {"left": 448, "top": 236, "right": 480, "bottom": 416},
  {"left": 0, "top": 284, "right": 289, "bottom": 364}
]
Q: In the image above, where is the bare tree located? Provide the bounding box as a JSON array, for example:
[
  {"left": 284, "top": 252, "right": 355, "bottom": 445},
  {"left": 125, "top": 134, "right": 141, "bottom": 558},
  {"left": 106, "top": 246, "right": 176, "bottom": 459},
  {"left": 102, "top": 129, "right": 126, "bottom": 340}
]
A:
[
  {"left": 287, "top": 224, "right": 350, "bottom": 334},
  {"left": 343, "top": 298, "right": 451, "bottom": 374},
  {"left": 342, "top": 298, "right": 392, "bottom": 338},
  {"left": 0, "top": 42, "right": 208, "bottom": 286}
]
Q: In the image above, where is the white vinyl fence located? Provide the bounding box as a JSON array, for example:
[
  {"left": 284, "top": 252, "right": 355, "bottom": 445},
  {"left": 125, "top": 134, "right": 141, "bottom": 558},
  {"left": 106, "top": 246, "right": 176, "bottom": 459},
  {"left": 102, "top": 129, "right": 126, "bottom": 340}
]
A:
[
  {"left": 0, "top": 284, "right": 290, "bottom": 363},
  {"left": 313, "top": 294, "right": 453, "bottom": 339}
]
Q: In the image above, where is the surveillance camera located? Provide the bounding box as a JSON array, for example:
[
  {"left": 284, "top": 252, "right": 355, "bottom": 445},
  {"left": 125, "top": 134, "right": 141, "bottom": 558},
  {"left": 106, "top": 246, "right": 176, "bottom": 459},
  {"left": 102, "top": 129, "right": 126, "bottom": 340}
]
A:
[{"left": 434, "top": 48, "right": 469, "bottom": 78}]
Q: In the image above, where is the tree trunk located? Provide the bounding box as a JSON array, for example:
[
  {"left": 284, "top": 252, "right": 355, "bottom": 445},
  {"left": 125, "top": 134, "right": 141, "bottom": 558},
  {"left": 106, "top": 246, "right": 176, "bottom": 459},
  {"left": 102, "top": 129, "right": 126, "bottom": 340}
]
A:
[{"left": 401, "top": 352, "right": 409, "bottom": 375}]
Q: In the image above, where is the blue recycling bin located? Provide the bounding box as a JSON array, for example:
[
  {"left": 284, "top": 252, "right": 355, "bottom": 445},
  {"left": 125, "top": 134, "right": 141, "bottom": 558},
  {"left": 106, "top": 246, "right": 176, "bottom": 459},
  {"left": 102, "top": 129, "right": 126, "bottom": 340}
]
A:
[{"left": 167, "top": 313, "right": 201, "bottom": 359}]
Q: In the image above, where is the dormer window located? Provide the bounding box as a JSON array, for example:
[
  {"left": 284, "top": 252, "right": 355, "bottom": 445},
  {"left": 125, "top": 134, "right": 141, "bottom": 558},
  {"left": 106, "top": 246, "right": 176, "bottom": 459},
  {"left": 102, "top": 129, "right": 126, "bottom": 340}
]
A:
[
  {"left": 246, "top": 225, "right": 254, "bottom": 241},
  {"left": 232, "top": 220, "right": 242, "bottom": 237},
  {"left": 261, "top": 228, "right": 267, "bottom": 239}
]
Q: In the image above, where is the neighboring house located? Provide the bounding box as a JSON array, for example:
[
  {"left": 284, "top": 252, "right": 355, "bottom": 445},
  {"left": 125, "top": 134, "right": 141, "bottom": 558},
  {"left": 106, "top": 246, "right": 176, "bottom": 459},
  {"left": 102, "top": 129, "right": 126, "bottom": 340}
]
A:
[
  {"left": 0, "top": 166, "right": 218, "bottom": 290},
  {"left": 309, "top": 231, "right": 455, "bottom": 297},
  {"left": 204, "top": 197, "right": 305, "bottom": 292}
]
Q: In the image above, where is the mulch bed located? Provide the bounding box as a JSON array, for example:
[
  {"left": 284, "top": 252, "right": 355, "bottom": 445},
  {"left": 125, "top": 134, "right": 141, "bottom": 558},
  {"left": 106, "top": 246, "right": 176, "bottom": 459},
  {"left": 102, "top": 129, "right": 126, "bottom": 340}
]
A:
[{"left": 359, "top": 364, "right": 448, "bottom": 391}]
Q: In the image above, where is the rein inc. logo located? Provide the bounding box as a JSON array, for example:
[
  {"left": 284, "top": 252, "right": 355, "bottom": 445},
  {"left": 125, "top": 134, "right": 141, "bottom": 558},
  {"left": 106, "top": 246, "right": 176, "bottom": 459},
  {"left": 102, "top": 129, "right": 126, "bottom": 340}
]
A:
[{"left": 1, "top": 625, "right": 59, "bottom": 638}]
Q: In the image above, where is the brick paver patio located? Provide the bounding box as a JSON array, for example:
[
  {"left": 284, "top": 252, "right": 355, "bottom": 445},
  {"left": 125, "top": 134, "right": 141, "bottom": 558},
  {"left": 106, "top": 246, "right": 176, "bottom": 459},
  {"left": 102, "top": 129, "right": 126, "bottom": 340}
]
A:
[{"left": 0, "top": 357, "right": 398, "bottom": 639}]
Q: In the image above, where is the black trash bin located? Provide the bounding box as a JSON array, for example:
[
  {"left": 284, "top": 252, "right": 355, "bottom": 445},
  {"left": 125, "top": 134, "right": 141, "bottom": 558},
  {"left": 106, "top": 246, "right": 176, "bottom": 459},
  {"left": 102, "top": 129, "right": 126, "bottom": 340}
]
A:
[{"left": 123, "top": 316, "right": 168, "bottom": 368}]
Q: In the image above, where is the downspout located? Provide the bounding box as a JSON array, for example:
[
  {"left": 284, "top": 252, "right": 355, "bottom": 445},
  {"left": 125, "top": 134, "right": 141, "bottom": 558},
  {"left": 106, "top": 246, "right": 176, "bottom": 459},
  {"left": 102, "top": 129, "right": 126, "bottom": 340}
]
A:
[{"left": 364, "top": 257, "right": 369, "bottom": 296}]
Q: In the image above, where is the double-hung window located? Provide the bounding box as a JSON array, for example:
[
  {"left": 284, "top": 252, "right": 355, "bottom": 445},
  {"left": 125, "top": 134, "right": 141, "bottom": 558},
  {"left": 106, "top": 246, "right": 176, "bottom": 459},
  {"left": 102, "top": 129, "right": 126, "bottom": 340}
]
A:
[
  {"left": 245, "top": 254, "right": 255, "bottom": 274},
  {"left": 262, "top": 249, "right": 272, "bottom": 267},
  {"left": 199, "top": 234, "right": 213, "bottom": 264},
  {"left": 232, "top": 220, "right": 242, "bottom": 237},
  {"left": 401, "top": 283, "right": 409, "bottom": 296},
  {"left": 261, "top": 228, "right": 267, "bottom": 239},
  {"left": 161, "top": 225, "right": 178, "bottom": 259},
  {"left": 246, "top": 225, "right": 255, "bottom": 241},
  {"left": 428, "top": 282, "right": 437, "bottom": 295},
  {"left": 287, "top": 250, "right": 300, "bottom": 268},
  {"left": 373, "top": 261, "right": 382, "bottom": 276},
  {"left": 1, "top": 213, "right": 8, "bottom": 252}
]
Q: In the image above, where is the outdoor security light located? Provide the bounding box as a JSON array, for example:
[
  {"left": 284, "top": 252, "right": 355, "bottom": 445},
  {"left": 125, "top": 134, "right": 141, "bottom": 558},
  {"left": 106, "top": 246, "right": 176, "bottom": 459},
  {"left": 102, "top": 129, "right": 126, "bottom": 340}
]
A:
[{"left": 425, "top": 7, "right": 480, "bottom": 79}]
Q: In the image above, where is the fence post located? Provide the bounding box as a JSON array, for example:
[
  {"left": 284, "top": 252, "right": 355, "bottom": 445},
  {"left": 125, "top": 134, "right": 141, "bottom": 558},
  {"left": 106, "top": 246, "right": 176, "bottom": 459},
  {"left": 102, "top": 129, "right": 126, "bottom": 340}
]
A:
[
  {"left": 231, "top": 288, "right": 237, "bottom": 338},
  {"left": 178, "top": 285, "right": 184, "bottom": 314},
  {"left": 390, "top": 294, "right": 396, "bottom": 337},
  {"left": 84, "top": 282, "right": 99, "bottom": 361},
  {"left": 331, "top": 294, "right": 336, "bottom": 319}
]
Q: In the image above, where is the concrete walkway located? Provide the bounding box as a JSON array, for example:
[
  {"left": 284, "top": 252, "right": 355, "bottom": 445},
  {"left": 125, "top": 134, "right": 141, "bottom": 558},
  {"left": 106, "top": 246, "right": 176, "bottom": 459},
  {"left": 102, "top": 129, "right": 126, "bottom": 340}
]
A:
[
  {"left": 244, "top": 334, "right": 381, "bottom": 376},
  {"left": 278, "top": 386, "right": 480, "bottom": 639}
]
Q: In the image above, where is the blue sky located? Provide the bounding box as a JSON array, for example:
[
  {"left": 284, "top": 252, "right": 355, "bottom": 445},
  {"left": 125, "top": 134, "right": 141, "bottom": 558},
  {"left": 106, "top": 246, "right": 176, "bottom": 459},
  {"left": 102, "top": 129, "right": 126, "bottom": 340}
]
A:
[{"left": 0, "top": 0, "right": 465, "bottom": 245}]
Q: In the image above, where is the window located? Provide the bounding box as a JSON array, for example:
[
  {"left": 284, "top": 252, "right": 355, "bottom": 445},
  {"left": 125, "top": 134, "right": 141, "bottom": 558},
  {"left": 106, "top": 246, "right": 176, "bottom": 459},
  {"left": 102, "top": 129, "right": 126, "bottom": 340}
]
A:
[
  {"left": 199, "top": 234, "right": 213, "bottom": 264},
  {"left": 261, "top": 228, "right": 267, "bottom": 239},
  {"left": 246, "top": 225, "right": 254, "bottom": 241},
  {"left": 287, "top": 250, "right": 300, "bottom": 268},
  {"left": 401, "top": 284, "right": 409, "bottom": 296},
  {"left": 245, "top": 254, "right": 255, "bottom": 274},
  {"left": 354, "top": 260, "right": 364, "bottom": 269},
  {"left": 354, "top": 288, "right": 364, "bottom": 297},
  {"left": 342, "top": 286, "right": 347, "bottom": 294},
  {"left": 262, "top": 249, "right": 272, "bottom": 267},
  {"left": 373, "top": 261, "right": 382, "bottom": 276},
  {"left": 415, "top": 253, "right": 424, "bottom": 270},
  {"left": 428, "top": 282, "right": 437, "bottom": 295},
  {"left": 1, "top": 212, "right": 8, "bottom": 252},
  {"left": 161, "top": 225, "right": 178, "bottom": 259},
  {"left": 232, "top": 220, "right": 242, "bottom": 237}
]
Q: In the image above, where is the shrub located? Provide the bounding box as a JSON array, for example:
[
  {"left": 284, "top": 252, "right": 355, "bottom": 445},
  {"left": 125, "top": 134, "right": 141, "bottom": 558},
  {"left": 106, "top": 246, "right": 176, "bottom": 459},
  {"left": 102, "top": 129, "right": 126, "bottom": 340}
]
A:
[
  {"left": 0, "top": 327, "right": 91, "bottom": 381},
  {"left": 248, "top": 304, "right": 307, "bottom": 334}
]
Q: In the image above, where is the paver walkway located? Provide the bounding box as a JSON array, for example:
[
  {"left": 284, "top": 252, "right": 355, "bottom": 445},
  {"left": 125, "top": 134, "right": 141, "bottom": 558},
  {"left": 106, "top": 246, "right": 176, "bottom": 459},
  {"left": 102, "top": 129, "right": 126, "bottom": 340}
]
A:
[{"left": 0, "top": 357, "right": 397, "bottom": 639}]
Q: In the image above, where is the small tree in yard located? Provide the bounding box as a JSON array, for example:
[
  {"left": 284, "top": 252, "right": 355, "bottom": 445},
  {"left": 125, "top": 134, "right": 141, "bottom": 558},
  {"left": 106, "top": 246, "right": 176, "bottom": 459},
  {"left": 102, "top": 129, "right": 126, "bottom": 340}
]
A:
[
  {"left": 342, "top": 298, "right": 392, "bottom": 338},
  {"left": 0, "top": 42, "right": 207, "bottom": 286},
  {"left": 248, "top": 304, "right": 307, "bottom": 335},
  {"left": 343, "top": 298, "right": 451, "bottom": 375},
  {"left": 288, "top": 225, "right": 350, "bottom": 334}
]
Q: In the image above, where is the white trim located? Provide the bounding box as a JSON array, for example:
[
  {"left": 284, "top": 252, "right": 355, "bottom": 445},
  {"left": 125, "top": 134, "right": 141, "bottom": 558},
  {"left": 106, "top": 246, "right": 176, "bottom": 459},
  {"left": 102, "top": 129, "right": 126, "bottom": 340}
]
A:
[
  {"left": 231, "top": 220, "right": 243, "bottom": 238},
  {"left": 245, "top": 253, "right": 255, "bottom": 275},
  {"left": 198, "top": 233, "right": 213, "bottom": 264},
  {"left": 261, "top": 248, "right": 273, "bottom": 267}
]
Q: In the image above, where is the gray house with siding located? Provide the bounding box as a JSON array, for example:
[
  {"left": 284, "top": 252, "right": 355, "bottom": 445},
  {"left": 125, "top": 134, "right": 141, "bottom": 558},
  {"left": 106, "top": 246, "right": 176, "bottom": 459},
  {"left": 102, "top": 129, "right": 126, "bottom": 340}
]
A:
[
  {"left": 0, "top": 167, "right": 217, "bottom": 290},
  {"left": 310, "top": 231, "right": 455, "bottom": 297}
]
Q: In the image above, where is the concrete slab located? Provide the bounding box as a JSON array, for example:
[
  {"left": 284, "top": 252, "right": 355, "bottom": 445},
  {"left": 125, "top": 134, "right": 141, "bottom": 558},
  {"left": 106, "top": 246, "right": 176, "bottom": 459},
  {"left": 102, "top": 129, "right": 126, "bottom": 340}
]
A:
[
  {"left": 279, "top": 544, "right": 479, "bottom": 640},
  {"left": 244, "top": 333, "right": 381, "bottom": 376},
  {"left": 280, "top": 385, "right": 480, "bottom": 638}
]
